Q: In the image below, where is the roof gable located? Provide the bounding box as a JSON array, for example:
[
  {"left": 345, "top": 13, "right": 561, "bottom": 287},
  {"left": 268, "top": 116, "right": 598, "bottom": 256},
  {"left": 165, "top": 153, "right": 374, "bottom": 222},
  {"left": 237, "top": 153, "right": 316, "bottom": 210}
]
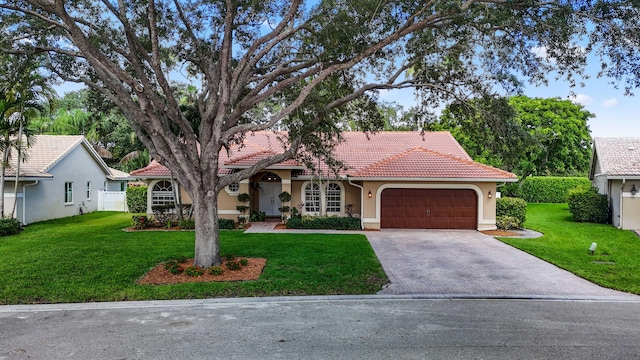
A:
[
  {"left": 3, "top": 135, "right": 128, "bottom": 180},
  {"left": 591, "top": 137, "right": 640, "bottom": 178}
]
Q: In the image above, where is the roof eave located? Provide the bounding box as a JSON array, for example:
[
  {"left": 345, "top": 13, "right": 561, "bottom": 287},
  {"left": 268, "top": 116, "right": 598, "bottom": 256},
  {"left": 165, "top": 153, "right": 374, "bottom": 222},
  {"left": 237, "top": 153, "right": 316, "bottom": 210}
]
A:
[{"left": 295, "top": 176, "right": 518, "bottom": 182}]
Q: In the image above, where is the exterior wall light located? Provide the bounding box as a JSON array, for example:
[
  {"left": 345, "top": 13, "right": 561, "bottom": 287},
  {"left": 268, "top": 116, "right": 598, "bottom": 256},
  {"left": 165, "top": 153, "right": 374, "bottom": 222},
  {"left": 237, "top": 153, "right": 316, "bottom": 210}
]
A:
[
  {"left": 487, "top": 190, "right": 492, "bottom": 199},
  {"left": 632, "top": 185, "right": 637, "bottom": 196},
  {"left": 368, "top": 190, "right": 372, "bottom": 198}
]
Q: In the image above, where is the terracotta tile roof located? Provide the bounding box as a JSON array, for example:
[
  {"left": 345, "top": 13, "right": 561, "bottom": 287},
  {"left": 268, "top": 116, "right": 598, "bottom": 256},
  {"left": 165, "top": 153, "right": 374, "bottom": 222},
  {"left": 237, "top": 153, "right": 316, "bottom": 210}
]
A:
[
  {"left": 592, "top": 137, "right": 640, "bottom": 177},
  {"left": 131, "top": 131, "right": 516, "bottom": 181},
  {"left": 348, "top": 147, "right": 516, "bottom": 180}
]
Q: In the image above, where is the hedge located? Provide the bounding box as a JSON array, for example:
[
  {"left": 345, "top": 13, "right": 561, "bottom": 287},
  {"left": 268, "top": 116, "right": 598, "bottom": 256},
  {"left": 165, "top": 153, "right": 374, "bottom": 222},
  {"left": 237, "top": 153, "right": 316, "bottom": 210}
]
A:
[
  {"left": 219, "top": 218, "right": 236, "bottom": 230},
  {"left": 496, "top": 197, "right": 527, "bottom": 229},
  {"left": 517, "top": 177, "right": 591, "bottom": 203},
  {"left": 0, "top": 218, "right": 22, "bottom": 237},
  {"left": 126, "top": 185, "right": 148, "bottom": 213},
  {"left": 567, "top": 186, "right": 609, "bottom": 223},
  {"left": 286, "top": 216, "right": 361, "bottom": 230}
]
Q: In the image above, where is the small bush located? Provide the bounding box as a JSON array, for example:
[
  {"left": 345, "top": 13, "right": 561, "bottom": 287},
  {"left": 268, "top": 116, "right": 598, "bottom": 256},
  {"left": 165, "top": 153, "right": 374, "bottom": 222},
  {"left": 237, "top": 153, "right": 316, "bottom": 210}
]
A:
[
  {"left": 250, "top": 210, "right": 266, "bottom": 222},
  {"left": 239, "top": 258, "right": 249, "bottom": 266},
  {"left": 164, "top": 260, "right": 184, "bottom": 275},
  {"left": 126, "top": 185, "right": 147, "bottom": 213},
  {"left": 131, "top": 215, "right": 150, "bottom": 230},
  {"left": 567, "top": 186, "right": 610, "bottom": 223},
  {"left": 495, "top": 197, "right": 527, "bottom": 228},
  {"left": 496, "top": 216, "right": 520, "bottom": 230},
  {"left": 518, "top": 177, "right": 591, "bottom": 203},
  {"left": 219, "top": 218, "right": 235, "bottom": 230},
  {"left": 0, "top": 218, "right": 22, "bottom": 237},
  {"left": 152, "top": 204, "right": 177, "bottom": 225},
  {"left": 226, "top": 260, "right": 242, "bottom": 270},
  {"left": 208, "top": 266, "right": 224, "bottom": 275},
  {"left": 185, "top": 266, "right": 204, "bottom": 277},
  {"left": 179, "top": 217, "right": 195, "bottom": 230},
  {"left": 286, "top": 216, "right": 361, "bottom": 230}
]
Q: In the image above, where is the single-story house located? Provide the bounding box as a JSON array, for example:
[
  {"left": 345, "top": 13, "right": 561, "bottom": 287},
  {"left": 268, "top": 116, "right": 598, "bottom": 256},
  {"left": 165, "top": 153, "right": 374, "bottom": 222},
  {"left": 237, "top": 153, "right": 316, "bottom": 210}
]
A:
[
  {"left": 2, "top": 135, "right": 133, "bottom": 225},
  {"left": 131, "top": 131, "right": 517, "bottom": 230},
  {"left": 589, "top": 137, "right": 640, "bottom": 229}
]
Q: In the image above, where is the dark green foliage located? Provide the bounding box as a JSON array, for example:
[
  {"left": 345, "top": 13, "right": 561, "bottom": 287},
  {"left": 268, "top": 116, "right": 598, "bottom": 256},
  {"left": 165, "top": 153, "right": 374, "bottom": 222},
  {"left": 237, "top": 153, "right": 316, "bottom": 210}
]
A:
[
  {"left": 567, "top": 187, "right": 610, "bottom": 223},
  {"left": 179, "top": 217, "right": 195, "bottom": 230},
  {"left": 208, "top": 266, "right": 224, "bottom": 275},
  {"left": 496, "top": 216, "right": 520, "bottom": 230},
  {"left": 278, "top": 192, "right": 291, "bottom": 203},
  {"left": 126, "top": 186, "right": 147, "bottom": 213},
  {"left": 226, "top": 261, "right": 241, "bottom": 271},
  {"left": 237, "top": 193, "right": 251, "bottom": 204},
  {"left": 0, "top": 218, "right": 22, "bottom": 237},
  {"left": 286, "top": 216, "right": 361, "bottom": 230},
  {"left": 496, "top": 197, "right": 527, "bottom": 228},
  {"left": 131, "top": 215, "right": 149, "bottom": 230},
  {"left": 185, "top": 266, "right": 204, "bottom": 277},
  {"left": 250, "top": 210, "right": 266, "bottom": 222},
  {"left": 239, "top": 258, "right": 249, "bottom": 266},
  {"left": 519, "top": 177, "right": 591, "bottom": 203},
  {"left": 164, "top": 260, "right": 184, "bottom": 275},
  {"left": 218, "top": 218, "right": 236, "bottom": 230}
]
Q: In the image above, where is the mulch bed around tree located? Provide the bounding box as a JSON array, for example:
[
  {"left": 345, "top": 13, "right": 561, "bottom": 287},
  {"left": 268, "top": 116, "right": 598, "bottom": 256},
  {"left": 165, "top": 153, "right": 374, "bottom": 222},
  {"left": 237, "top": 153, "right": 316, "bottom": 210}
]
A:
[{"left": 138, "top": 258, "right": 266, "bottom": 285}]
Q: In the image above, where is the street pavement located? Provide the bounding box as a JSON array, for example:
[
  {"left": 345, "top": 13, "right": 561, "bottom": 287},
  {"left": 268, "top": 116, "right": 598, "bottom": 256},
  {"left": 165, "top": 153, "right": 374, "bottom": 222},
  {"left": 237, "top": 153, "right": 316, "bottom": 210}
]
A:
[{"left": 2, "top": 297, "right": 640, "bottom": 359}]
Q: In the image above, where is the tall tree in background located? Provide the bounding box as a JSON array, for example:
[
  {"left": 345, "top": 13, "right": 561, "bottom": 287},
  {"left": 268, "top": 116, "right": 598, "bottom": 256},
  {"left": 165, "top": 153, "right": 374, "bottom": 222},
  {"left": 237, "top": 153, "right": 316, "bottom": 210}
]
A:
[
  {"left": 2, "top": 1, "right": 638, "bottom": 266},
  {"left": 429, "top": 96, "right": 594, "bottom": 176},
  {"left": 0, "top": 55, "right": 56, "bottom": 217}
]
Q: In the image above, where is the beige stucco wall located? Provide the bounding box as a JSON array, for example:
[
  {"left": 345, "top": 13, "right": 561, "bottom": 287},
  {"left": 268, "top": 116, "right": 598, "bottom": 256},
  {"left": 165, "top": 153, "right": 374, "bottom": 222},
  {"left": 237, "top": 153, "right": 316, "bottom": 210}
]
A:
[
  {"left": 619, "top": 180, "right": 640, "bottom": 230},
  {"left": 359, "top": 181, "right": 497, "bottom": 231},
  {"left": 291, "top": 179, "right": 362, "bottom": 217},
  {"left": 142, "top": 176, "right": 499, "bottom": 229}
]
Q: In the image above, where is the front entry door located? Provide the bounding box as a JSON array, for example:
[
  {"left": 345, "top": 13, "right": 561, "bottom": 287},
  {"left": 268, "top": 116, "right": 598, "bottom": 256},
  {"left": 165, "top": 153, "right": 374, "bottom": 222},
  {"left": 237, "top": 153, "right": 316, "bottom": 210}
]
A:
[{"left": 259, "top": 182, "right": 281, "bottom": 216}]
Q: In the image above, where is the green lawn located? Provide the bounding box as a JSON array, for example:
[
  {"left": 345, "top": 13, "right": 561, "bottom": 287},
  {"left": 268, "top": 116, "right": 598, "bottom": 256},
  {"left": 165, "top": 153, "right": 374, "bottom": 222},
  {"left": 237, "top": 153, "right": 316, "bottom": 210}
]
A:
[
  {"left": 499, "top": 203, "right": 640, "bottom": 294},
  {"left": 0, "top": 212, "right": 387, "bottom": 304}
]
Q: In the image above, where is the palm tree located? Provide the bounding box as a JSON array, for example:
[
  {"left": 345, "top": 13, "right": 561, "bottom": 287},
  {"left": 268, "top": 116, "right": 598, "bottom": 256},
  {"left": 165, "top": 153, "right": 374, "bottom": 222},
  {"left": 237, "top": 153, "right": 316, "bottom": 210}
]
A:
[{"left": 0, "top": 55, "right": 56, "bottom": 218}]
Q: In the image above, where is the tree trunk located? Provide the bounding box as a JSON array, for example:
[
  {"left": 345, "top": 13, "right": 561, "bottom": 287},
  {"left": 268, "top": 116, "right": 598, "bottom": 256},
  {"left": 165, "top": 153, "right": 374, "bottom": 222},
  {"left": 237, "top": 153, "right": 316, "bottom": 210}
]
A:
[
  {"left": 9, "top": 121, "right": 23, "bottom": 219},
  {"left": 192, "top": 189, "right": 222, "bottom": 267},
  {"left": 0, "top": 147, "right": 10, "bottom": 218}
]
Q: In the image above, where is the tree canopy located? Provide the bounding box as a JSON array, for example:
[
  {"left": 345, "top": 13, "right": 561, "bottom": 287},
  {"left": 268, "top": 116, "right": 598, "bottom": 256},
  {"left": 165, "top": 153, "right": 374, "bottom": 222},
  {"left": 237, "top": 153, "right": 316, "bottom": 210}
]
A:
[
  {"left": 428, "top": 96, "right": 594, "bottom": 177},
  {"left": 1, "top": 0, "right": 638, "bottom": 266}
]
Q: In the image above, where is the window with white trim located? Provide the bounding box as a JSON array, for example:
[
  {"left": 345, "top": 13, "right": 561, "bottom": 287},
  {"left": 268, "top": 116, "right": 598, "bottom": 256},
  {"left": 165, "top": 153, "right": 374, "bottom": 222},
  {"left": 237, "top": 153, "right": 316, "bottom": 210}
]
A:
[
  {"left": 326, "top": 182, "right": 342, "bottom": 213},
  {"left": 304, "top": 182, "right": 320, "bottom": 213},
  {"left": 227, "top": 182, "right": 240, "bottom": 193},
  {"left": 64, "top": 182, "right": 73, "bottom": 204},
  {"left": 152, "top": 180, "right": 175, "bottom": 206},
  {"left": 86, "top": 181, "right": 91, "bottom": 200}
]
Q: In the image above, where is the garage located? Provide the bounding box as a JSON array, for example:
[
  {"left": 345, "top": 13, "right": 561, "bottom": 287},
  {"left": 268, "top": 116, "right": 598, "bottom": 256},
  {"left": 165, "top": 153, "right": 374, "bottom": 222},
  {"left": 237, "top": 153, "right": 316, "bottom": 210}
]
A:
[{"left": 380, "top": 188, "right": 477, "bottom": 229}]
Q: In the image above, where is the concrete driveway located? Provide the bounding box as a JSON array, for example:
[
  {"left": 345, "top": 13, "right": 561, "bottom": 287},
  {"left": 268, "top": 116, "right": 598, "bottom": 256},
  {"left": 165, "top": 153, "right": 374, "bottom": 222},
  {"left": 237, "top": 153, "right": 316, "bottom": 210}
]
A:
[{"left": 366, "top": 229, "right": 635, "bottom": 299}]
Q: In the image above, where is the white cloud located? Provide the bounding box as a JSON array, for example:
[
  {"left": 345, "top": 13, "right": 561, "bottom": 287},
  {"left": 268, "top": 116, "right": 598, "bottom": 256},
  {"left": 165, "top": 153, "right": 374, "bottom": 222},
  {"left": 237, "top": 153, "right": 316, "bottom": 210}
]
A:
[
  {"left": 569, "top": 93, "right": 593, "bottom": 106},
  {"left": 602, "top": 98, "right": 619, "bottom": 108}
]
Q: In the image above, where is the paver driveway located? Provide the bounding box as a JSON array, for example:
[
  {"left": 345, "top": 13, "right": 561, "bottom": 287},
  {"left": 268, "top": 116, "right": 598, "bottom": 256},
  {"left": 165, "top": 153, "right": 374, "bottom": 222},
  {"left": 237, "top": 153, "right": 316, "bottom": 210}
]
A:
[{"left": 366, "top": 229, "right": 635, "bottom": 298}]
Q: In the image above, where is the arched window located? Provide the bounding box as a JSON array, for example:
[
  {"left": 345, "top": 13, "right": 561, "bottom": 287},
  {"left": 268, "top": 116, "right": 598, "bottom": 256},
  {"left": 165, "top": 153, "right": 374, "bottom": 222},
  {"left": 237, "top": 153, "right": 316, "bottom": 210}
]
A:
[
  {"left": 152, "top": 180, "right": 175, "bottom": 206},
  {"left": 326, "top": 182, "right": 342, "bottom": 213},
  {"left": 304, "top": 182, "right": 320, "bottom": 213}
]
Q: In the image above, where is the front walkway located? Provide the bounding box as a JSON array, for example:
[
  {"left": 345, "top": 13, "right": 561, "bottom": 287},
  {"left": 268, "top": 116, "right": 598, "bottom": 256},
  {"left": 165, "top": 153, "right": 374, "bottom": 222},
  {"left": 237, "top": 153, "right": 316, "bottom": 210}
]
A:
[{"left": 246, "top": 223, "right": 637, "bottom": 299}]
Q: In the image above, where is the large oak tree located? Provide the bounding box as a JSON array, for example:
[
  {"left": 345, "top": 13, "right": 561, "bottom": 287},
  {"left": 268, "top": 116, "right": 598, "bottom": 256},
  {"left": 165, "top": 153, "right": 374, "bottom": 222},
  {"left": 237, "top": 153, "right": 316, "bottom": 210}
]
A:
[{"left": 1, "top": 0, "right": 638, "bottom": 266}]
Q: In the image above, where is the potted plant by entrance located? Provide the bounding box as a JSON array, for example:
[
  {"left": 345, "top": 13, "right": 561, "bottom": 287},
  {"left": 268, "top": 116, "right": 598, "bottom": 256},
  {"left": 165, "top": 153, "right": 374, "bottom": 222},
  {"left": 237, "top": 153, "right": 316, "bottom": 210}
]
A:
[
  {"left": 278, "top": 191, "right": 292, "bottom": 223},
  {"left": 236, "top": 192, "right": 251, "bottom": 228}
]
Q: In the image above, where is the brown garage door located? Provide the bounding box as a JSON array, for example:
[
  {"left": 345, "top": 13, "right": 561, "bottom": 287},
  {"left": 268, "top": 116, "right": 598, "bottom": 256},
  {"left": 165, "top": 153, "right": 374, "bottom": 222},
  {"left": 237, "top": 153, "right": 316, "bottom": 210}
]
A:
[{"left": 380, "top": 189, "right": 477, "bottom": 229}]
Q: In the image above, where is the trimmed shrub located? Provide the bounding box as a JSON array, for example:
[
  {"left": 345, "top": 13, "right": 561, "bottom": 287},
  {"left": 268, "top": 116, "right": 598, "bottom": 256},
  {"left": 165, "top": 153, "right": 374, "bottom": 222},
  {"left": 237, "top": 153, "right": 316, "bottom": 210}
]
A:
[
  {"left": 567, "top": 186, "right": 609, "bottom": 223},
  {"left": 126, "top": 185, "right": 147, "bottom": 213},
  {"left": 496, "top": 216, "right": 520, "bottom": 230},
  {"left": 286, "top": 216, "right": 361, "bottom": 230},
  {"left": 219, "top": 218, "right": 236, "bottom": 230},
  {"left": 518, "top": 177, "right": 591, "bottom": 203},
  {"left": 496, "top": 197, "right": 527, "bottom": 228},
  {"left": 0, "top": 218, "right": 22, "bottom": 237}
]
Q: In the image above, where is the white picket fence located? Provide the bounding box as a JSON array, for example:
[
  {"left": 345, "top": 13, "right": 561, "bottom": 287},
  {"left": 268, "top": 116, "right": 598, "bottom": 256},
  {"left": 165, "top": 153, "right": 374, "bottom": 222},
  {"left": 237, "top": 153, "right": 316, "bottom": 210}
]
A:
[{"left": 97, "top": 191, "right": 128, "bottom": 212}]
